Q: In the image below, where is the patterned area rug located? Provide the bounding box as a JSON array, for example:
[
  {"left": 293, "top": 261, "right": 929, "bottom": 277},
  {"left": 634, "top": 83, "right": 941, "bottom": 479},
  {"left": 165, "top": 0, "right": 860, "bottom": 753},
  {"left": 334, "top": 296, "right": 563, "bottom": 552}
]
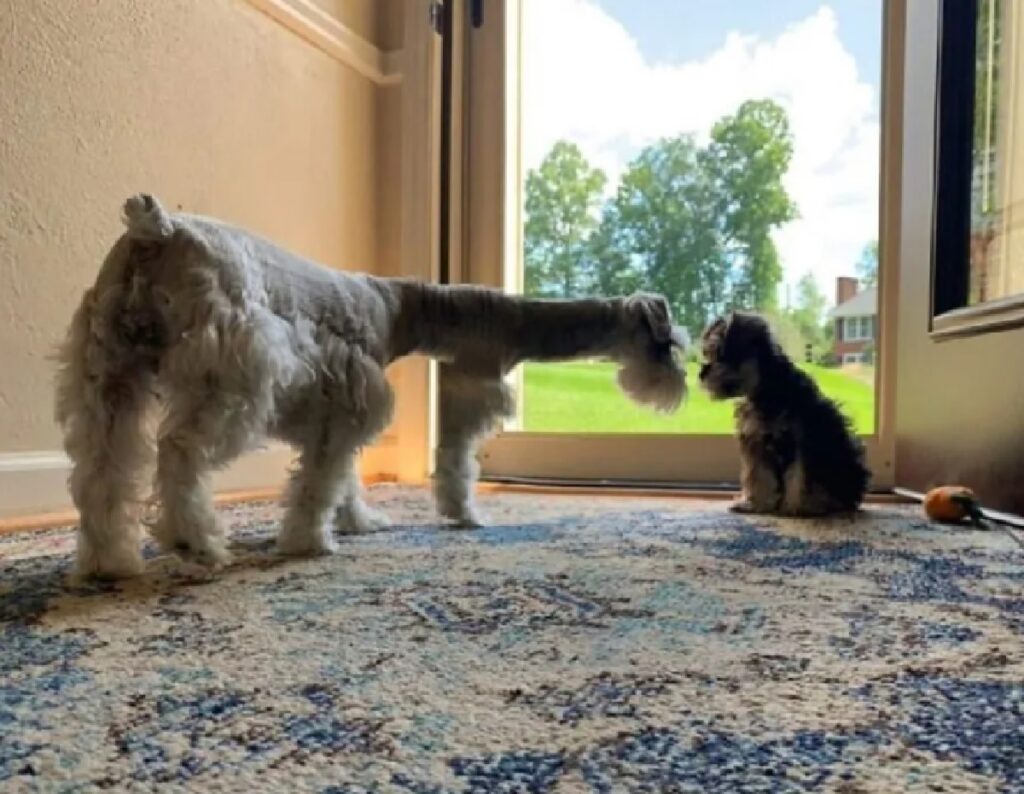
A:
[{"left": 2, "top": 486, "right": 1022, "bottom": 793}]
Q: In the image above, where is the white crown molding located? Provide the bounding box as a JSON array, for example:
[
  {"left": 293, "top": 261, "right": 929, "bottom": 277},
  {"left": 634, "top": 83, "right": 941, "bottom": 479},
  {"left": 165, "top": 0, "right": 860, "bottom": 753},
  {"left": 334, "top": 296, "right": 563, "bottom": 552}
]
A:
[{"left": 244, "top": 0, "right": 402, "bottom": 85}]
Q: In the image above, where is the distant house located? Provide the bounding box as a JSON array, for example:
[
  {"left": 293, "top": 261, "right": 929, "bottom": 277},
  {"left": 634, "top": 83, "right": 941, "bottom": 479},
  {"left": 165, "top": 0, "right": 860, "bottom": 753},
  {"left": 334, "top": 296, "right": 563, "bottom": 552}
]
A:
[{"left": 829, "top": 277, "right": 877, "bottom": 365}]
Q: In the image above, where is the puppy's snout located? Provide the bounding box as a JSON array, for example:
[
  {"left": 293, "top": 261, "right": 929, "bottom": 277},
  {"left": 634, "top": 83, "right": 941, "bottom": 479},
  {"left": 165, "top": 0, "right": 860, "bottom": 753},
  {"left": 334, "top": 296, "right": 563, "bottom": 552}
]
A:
[{"left": 699, "top": 363, "right": 710, "bottom": 381}]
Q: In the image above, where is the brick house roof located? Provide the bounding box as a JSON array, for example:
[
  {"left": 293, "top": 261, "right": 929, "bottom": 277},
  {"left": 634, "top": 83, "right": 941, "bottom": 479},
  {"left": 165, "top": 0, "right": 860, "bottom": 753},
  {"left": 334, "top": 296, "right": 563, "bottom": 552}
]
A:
[{"left": 829, "top": 286, "right": 877, "bottom": 319}]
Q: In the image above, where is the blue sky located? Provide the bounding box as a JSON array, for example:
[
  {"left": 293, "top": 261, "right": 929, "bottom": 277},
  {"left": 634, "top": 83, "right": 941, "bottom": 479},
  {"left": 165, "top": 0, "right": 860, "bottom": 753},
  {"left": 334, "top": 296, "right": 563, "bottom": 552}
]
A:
[
  {"left": 521, "top": 1, "right": 883, "bottom": 304},
  {"left": 593, "top": 0, "right": 882, "bottom": 93}
]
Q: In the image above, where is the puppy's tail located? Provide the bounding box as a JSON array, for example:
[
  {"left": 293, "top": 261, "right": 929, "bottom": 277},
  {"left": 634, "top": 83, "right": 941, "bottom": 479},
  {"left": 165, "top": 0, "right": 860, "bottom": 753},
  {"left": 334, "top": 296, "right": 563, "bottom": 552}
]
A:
[{"left": 122, "top": 193, "right": 175, "bottom": 242}]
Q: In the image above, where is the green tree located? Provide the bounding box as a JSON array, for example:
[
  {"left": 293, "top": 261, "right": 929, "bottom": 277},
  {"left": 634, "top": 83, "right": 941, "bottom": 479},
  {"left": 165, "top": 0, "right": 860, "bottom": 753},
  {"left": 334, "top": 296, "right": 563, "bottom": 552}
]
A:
[
  {"left": 788, "top": 272, "right": 828, "bottom": 350},
  {"left": 601, "top": 134, "right": 726, "bottom": 334},
  {"left": 704, "top": 99, "right": 798, "bottom": 311},
  {"left": 586, "top": 199, "right": 640, "bottom": 298},
  {"left": 523, "top": 141, "right": 606, "bottom": 298},
  {"left": 855, "top": 240, "right": 878, "bottom": 288},
  {"left": 762, "top": 310, "right": 808, "bottom": 361}
]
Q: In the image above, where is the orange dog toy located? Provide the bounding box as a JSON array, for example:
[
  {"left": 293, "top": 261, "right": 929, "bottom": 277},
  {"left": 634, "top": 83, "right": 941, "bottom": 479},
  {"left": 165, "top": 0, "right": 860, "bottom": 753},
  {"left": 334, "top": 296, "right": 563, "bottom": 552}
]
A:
[{"left": 923, "top": 486, "right": 986, "bottom": 527}]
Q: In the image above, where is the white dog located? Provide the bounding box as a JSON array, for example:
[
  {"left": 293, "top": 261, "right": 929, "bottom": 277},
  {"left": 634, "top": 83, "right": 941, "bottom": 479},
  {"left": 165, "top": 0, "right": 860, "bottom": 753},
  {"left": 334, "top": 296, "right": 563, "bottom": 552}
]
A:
[{"left": 55, "top": 195, "right": 688, "bottom": 579}]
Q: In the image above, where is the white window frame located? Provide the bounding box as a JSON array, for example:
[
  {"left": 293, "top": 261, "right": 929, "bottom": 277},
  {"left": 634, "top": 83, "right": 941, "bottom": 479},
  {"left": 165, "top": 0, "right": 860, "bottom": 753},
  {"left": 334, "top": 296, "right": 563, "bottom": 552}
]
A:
[{"left": 844, "top": 315, "right": 875, "bottom": 341}]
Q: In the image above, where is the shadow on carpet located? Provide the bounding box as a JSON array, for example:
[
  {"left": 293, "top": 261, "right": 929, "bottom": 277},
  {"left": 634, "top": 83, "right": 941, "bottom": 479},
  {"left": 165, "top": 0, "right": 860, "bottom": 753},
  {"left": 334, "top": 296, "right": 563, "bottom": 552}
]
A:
[{"left": 1, "top": 485, "right": 1022, "bottom": 792}]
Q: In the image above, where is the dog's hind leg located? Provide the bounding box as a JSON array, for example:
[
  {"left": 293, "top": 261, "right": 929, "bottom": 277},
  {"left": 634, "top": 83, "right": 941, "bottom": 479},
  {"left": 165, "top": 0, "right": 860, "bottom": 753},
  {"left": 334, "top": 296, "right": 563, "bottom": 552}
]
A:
[
  {"left": 151, "top": 394, "right": 251, "bottom": 567},
  {"left": 277, "top": 436, "right": 358, "bottom": 555},
  {"left": 151, "top": 299, "right": 291, "bottom": 565},
  {"left": 433, "top": 365, "right": 514, "bottom": 528},
  {"left": 279, "top": 347, "right": 394, "bottom": 552},
  {"left": 55, "top": 291, "right": 156, "bottom": 579}
]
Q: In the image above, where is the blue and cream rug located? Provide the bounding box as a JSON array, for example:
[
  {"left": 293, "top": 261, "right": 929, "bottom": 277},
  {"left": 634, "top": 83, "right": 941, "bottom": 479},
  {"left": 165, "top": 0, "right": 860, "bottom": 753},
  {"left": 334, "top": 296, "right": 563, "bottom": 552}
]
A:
[{"left": 2, "top": 486, "right": 1022, "bottom": 792}]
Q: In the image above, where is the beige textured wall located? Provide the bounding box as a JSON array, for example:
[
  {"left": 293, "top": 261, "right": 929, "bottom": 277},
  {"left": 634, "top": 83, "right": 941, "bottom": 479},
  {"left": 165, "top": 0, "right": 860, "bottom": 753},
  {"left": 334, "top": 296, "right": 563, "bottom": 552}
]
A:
[{"left": 0, "top": 0, "right": 380, "bottom": 455}]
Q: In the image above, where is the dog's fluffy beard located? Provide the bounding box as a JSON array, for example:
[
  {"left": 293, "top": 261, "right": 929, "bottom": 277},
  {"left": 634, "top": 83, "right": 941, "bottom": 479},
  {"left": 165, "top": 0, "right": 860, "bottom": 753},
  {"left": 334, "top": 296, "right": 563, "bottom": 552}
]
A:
[
  {"left": 698, "top": 311, "right": 870, "bottom": 516},
  {"left": 615, "top": 294, "right": 688, "bottom": 412},
  {"left": 617, "top": 352, "right": 686, "bottom": 413}
]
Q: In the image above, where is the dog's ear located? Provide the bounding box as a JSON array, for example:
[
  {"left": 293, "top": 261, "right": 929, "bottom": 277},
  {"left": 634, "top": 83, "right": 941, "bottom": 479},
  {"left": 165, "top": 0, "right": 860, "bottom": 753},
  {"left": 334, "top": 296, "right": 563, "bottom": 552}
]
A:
[{"left": 625, "top": 293, "right": 674, "bottom": 344}]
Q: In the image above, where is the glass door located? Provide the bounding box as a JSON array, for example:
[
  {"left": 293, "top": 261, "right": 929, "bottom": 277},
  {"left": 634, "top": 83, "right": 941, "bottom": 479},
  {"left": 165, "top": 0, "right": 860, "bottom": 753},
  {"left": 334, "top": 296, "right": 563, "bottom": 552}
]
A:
[
  {"left": 890, "top": 0, "right": 1024, "bottom": 518},
  {"left": 451, "top": 0, "right": 898, "bottom": 486}
]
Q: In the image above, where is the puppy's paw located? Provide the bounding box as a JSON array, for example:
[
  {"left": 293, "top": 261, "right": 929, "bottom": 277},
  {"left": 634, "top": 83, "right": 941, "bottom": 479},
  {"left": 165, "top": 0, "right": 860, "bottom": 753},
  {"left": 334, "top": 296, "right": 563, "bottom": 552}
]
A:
[{"left": 729, "top": 499, "right": 760, "bottom": 515}]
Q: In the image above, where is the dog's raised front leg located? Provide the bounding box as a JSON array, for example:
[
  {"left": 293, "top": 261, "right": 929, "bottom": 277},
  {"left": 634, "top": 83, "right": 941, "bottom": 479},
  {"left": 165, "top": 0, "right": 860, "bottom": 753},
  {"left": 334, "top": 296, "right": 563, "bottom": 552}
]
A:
[{"left": 433, "top": 366, "right": 514, "bottom": 528}]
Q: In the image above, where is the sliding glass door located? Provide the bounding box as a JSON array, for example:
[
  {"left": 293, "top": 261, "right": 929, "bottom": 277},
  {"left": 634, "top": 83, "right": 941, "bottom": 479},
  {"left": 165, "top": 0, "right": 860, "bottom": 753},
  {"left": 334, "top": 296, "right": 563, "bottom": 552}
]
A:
[{"left": 446, "top": 0, "right": 899, "bottom": 486}]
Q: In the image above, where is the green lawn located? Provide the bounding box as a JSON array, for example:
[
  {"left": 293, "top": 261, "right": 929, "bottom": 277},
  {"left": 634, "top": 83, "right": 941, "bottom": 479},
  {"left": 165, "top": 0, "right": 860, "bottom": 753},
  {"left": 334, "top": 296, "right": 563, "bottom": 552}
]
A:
[{"left": 521, "top": 361, "right": 875, "bottom": 434}]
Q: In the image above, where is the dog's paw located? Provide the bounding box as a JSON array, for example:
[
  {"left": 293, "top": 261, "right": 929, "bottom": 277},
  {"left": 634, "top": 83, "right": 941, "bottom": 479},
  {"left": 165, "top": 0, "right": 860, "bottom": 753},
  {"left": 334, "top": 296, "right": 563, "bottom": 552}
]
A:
[
  {"left": 442, "top": 506, "right": 486, "bottom": 529},
  {"left": 73, "top": 542, "right": 146, "bottom": 581},
  {"left": 182, "top": 538, "right": 233, "bottom": 569},
  {"left": 335, "top": 501, "right": 391, "bottom": 535},
  {"left": 151, "top": 514, "right": 232, "bottom": 567},
  {"left": 276, "top": 525, "right": 338, "bottom": 557}
]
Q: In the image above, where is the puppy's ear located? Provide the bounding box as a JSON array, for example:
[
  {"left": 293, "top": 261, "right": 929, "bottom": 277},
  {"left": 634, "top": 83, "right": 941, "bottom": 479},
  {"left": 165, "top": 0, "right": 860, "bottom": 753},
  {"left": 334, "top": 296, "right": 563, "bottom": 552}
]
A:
[
  {"left": 625, "top": 293, "right": 674, "bottom": 344},
  {"left": 700, "top": 314, "right": 730, "bottom": 354},
  {"left": 727, "top": 312, "right": 780, "bottom": 360},
  {"left": 703, "top": 313, "right": 730, "bottom": 335}
]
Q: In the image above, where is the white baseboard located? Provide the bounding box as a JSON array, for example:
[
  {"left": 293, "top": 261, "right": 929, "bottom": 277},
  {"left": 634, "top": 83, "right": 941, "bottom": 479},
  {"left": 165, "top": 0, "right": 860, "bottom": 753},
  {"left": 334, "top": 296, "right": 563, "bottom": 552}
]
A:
[{"left": 0, "top": 435, "right": 397, "bottom": 519}]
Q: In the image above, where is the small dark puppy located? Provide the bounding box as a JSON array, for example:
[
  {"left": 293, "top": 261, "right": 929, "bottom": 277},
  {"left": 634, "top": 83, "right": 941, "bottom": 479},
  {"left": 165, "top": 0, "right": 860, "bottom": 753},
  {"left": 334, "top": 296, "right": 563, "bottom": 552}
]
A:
[{"left": 699, "top": 312, "right": 869, "bottom": 516}]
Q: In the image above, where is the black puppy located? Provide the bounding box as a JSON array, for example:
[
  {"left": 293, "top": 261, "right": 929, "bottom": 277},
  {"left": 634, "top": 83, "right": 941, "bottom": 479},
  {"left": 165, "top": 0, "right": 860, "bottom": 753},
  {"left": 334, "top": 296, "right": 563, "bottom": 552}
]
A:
[{"left": 699, "top": 312, "right": 869, "bottom": 515}]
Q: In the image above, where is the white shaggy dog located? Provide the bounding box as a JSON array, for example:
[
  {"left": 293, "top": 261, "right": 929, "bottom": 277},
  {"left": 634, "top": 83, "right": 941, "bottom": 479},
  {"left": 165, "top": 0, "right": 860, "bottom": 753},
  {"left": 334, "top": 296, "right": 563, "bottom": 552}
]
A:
[{"left": 55, "top": 195, "right": 688, "bottom": 579}]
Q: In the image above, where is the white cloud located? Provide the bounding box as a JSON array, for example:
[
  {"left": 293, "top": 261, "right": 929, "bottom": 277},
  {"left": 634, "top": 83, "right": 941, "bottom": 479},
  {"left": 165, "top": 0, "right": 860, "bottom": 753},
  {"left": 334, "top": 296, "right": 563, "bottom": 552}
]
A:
[{"left": 521, "top": 1, "right": 880, "bottom": 304}]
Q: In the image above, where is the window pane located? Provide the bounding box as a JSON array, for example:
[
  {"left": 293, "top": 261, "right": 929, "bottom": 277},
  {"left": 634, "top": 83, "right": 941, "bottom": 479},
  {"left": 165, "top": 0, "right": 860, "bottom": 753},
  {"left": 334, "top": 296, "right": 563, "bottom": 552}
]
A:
[
  {"left": 970, "top": 0, "right": 1024, "bottom": 304},
  {"left": 515, "top": 1, "right": 881, "bottom": 434}
]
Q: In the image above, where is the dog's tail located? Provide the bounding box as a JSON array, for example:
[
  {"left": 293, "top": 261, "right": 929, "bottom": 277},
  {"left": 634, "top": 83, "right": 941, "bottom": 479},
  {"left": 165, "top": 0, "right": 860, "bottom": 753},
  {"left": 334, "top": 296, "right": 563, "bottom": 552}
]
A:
[{"left": 122, "top": 193, "right": 175, "bottom": 242}]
